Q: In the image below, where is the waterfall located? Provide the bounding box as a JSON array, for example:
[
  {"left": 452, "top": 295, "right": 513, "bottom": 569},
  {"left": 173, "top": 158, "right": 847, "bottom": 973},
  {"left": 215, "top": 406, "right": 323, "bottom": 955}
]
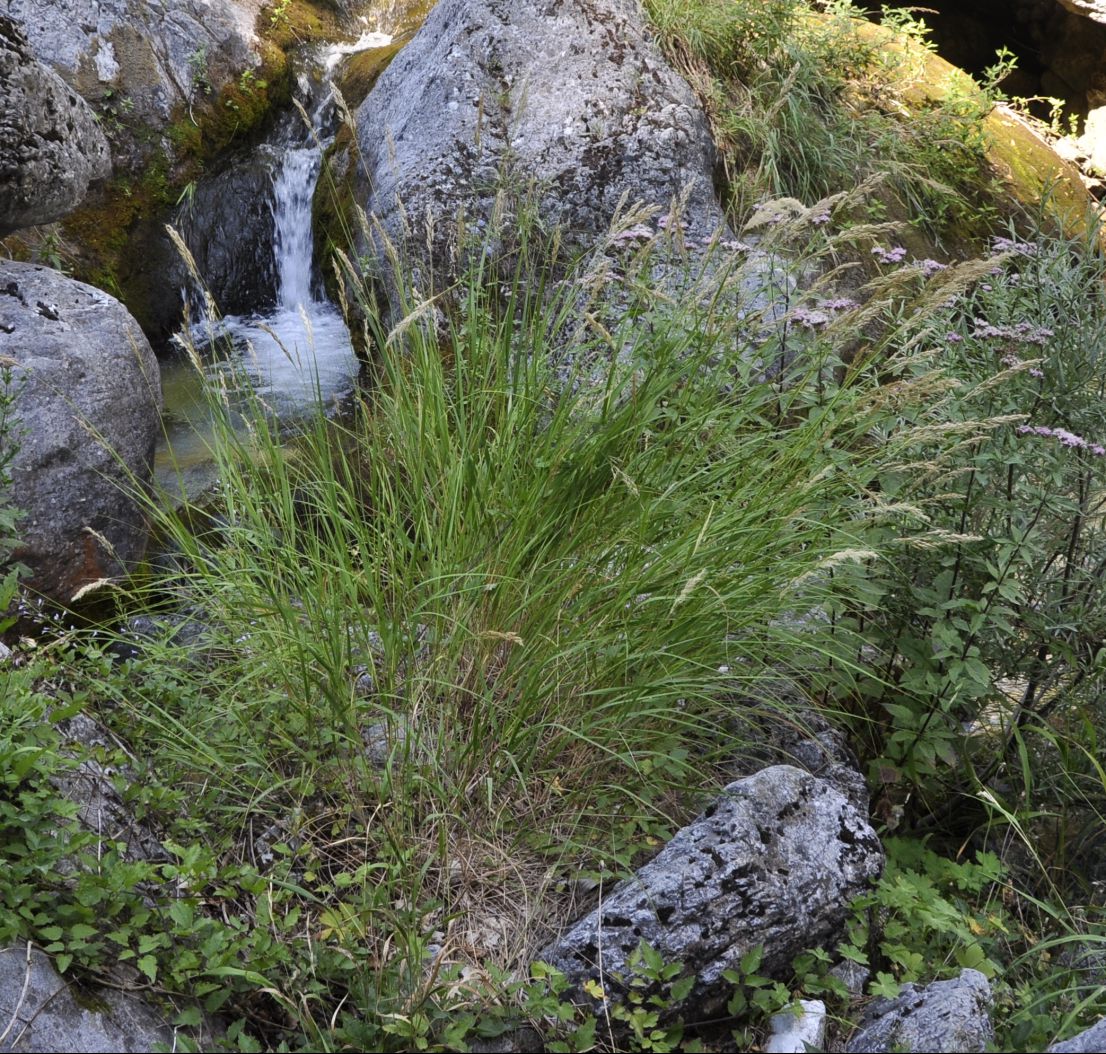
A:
[
  {"left": 157, "top": 11, "right": 416, "bottom": 496},
  {"left": 271, "top": 145, "right": 323, "bottom": 311}
]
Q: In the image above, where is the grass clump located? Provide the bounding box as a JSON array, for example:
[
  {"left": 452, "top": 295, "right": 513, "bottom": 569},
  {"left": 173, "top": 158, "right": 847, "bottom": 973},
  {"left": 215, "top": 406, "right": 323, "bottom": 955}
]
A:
[
  {"left": 644, "top": 0, "right": 1010, "bottom": 246},
  {"left": 11, "top": 201, "right": 970, "bottom": 1049}
]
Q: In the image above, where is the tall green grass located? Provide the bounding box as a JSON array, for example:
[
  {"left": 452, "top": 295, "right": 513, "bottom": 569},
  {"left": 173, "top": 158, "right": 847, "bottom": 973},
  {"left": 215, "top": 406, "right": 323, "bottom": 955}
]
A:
[{"left": 57, "top": 200, "right": 972, "bottom": 1045}]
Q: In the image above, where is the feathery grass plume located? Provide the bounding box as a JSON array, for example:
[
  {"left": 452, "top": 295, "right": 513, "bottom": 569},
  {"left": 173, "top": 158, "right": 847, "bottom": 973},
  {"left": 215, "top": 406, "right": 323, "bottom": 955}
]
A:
[{"left": 165, "top": 224, "right": 219, "bottom": 338}]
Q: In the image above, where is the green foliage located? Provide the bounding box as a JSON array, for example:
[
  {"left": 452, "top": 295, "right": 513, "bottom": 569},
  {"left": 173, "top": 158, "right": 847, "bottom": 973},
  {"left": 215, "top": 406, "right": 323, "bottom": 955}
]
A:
[
  {"left": 845, "top": 838, "right": 1008, "bottom": 991},
  {"left": 644, "top": 0, "right": 1005, "bottom": 243},
  {"left": 8, "top": 1, "right": 1106, "bottom": 1049},
  {"left": 722, "top": 945, "right": 791, "bottom": 1048}
]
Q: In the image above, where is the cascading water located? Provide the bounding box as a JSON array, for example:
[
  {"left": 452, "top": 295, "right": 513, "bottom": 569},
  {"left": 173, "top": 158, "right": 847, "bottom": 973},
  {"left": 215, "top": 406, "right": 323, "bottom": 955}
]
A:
[
  {"left": 272, "top": 146, "right": 320, "bottom": 312},
  {"left": 156, "top": 69, "right": 363, "bottom": 495},
  {"left": 210, "top": 129, "right": 357, "bottom": 415},
  {"left": 156, "top": 1, "right": 435, "bottom": 497}
]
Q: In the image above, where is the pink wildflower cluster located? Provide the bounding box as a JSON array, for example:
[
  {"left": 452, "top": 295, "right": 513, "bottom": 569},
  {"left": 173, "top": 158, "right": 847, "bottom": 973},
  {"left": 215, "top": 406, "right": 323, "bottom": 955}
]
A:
[
  {"left": 1000, "top": 353, "right": 1045, "bottom": 378},
  {"left": 1017, "top": 424, "right": 1106, "bottom": 455},
  {"left": 791, "top": 297, "right": 859, "bottom": 329},
  {"left": 991, "top": 236, "right": 1038, "bottom": 256},
  {"left": 612, "top": 216, "right": 753, "bottom": 254},
  {"left": 611, "top": 224, "right": 654, "bottom": 245},
  {"left": 871, "top": 244, "right": 908, "bottom": 264},
  {"left": 972, "top": 319, "right": 1054, "bottom": 345},
  {"left": 916, "top": 258, "right": 948, "bottom": 277}
]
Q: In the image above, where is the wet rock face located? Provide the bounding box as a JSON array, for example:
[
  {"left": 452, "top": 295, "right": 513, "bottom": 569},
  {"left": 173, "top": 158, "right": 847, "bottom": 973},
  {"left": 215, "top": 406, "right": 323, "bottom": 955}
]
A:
[
  {"left": 173, "top": 151, "right": 279, "bottom": 316},
  {"left": 539, "top": 766, "right": 883, "bottom": 1022},
  {"left": 352, "top": 0, "right": 726, "bottom": 300},
  {"left": 0, "top": 261, "right": 162, "bottom": 605},
  {"left": 844, "top": 969, "right": 995, "bottom": 1053},
  {"left": 0, "top": 16, "right": 111, "bottom": 236}
]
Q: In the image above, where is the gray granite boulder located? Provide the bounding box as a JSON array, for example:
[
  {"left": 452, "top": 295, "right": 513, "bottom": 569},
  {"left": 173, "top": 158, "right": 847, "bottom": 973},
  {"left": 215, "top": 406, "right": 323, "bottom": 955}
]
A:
[
  {"left": 539, "top": 765, "right": 883, "bottom": 1022},
  {"left": 2, "top": 0, "right": 260, "bottom": 135},
  {"left": 350, "top": 0, "right": 727, "bottom": 307},
  {"left": 0, "top": 261, "right": 161, "bottom": 604},
  {"left": 0, "top": 944, "right": 173, "bottom": 1052},
  {"left": 1050, "top": 1016, "right": 1106, "bottom": 1052},
  {"left": 0, "top": 16, "right": 110, "bottom": 236},
  {"left": 845, "top": 969, "right": 994, "bottom": 1053}
]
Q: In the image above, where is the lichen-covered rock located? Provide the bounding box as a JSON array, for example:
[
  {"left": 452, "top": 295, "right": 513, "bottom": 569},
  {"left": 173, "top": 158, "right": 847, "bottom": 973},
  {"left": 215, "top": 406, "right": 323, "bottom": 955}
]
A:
[
  {"left": 845, "top": 969, "right": 994, "bottom": 1053},
  {"left": 1050, "top": 1016, "right": 1106, "bottom": 1053},
  {"left": 0, "top": 16, "right": 110, "bottom": 236},
  {"left": 2, "top": 0, "right": 261, "bottom": 135},
  {"left": 0, "top": 261, "right": 161, "bottom": 605},
  {"left": 539, "top": 765, "right": 883, "bottom": 1021},
  {"left": 0, "top": 944, "right": 175, "bottom": 1052},
  {"left": 350, "top": 0, "right": 727, "bottom": 304}
]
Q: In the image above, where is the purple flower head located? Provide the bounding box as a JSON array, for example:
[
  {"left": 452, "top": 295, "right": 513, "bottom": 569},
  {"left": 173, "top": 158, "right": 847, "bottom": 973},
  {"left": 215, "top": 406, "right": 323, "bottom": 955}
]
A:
[
  {"left": 917, "top": 258, "right": 948, "bottom": 277},
  {"left": 991, "top": 236, "right": 1038, "bottom": 257},
  {"left": 1028, "top": 368, "right": 1044, "bottom": 379},
  {"left": 946, "top": 332, "right": 963, "bottom": 343},
  {"left": 1019, "top": 423, "right": 1106, "bottom": 454},
  {"left": 972, "top": 319, "right": 1053, "bottom": 346},
  {"left": 792, "top": 306, "right": 831, "bottom": 328},
  {"left": 871, "top": 244, "right": 908, "bottom": 265}
]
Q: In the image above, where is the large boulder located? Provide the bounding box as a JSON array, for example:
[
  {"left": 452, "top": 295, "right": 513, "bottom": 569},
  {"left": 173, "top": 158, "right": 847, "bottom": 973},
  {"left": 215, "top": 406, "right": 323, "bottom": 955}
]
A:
[
  {"left": 1050, "top": 1016, "right": 1106, "bottom": 1052},
  {"left": 845, "top": 969, "right": 995, "bottom": 1053},
  {"left": 0, "top": 261, "right": 161, "bottom": 605},
  {"left": 2, "top": 0, "right": 261, "bottom": 140},
  {"left": 349, "top": 0, "right": 727, "bottom": 304},
  {"left": 539, "top": 765, "right": 883, "bottom": 1022},
  {"left": 0, "top": 17, "right": 110, "bottom": 236},
  {"left": 0, "top": 944, "right": 176, "bottom": 1052}
]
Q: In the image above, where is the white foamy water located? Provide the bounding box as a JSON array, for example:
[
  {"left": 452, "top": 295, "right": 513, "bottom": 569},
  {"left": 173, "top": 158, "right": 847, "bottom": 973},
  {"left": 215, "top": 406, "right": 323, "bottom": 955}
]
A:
[
  {"left": 157, "top": 136, "right": 358, "bottom": 496},
  {"left": 324, "top": 28, "right": 393, "bottom": 71},
  {"left": 213, "top": 142, "right": 357, "bottom": 415}
]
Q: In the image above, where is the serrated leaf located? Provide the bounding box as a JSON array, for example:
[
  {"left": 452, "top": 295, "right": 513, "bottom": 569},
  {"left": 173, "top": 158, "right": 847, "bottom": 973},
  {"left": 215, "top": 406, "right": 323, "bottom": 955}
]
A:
[{"left": 137, "top": 955, "right": 158, "bottom": 983}]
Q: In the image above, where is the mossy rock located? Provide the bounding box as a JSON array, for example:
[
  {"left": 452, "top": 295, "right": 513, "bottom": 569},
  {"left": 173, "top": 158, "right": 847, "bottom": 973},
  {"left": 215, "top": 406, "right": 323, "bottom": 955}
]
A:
[
  {"left": 311, "top": 45, "right": 403, "bottom": 299},
  {"left": 335, "top": 41, "right": 403, "bottom": 110},
  {"left": 852, "top": 19, "right": 1095, "bottom": 247},
  {"left": 313, "top": 125, "right": 359, "bottom": 304},
  {"left": 7, "top": 1, "right": 353, "bottom": 344}
]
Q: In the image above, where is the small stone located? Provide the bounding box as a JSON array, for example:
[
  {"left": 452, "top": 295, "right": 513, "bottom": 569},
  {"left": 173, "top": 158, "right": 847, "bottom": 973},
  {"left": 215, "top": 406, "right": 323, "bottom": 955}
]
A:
[{"left": 765, "top": 999, "right": 827, "bottom": 1053}]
